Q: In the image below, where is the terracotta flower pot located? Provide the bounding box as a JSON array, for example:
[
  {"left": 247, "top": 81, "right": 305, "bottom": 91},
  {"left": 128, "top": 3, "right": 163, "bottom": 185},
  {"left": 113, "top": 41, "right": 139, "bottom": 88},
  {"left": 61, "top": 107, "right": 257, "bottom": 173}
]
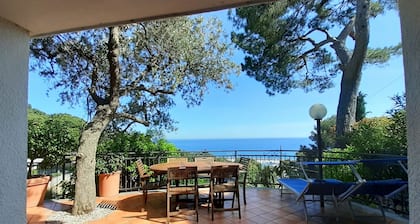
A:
[
  {"left": 98, "top": 171, "right": 121, "bottom": 197},
  {"left": 26, "top": 175, "right": 51, "bottom": 208}
]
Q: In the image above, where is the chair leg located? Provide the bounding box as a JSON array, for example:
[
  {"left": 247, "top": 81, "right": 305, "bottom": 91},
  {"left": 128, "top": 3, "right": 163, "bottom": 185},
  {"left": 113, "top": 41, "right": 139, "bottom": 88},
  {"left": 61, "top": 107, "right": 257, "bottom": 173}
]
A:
[
  {"left": 195, "top": 191, "right": 199, "bottom": 222},
  {"left": 237, "top": 188, "right": 241, "bottom": 219},
  {"left": 232, "top": 192, "right": 235, "bottom": 208},
  {"left": 167, "top": 195, "right": 171, "bottom": 224},
  {"left": 141, "top": 179, "right": 148, "bottom": 204},
  {"left": 211, "top": 190, "right": 215, "bottom": 220},
  {"left": 242, "top": 180, "right": 246, "bottom": 205},
  {"left": 242, "top": 173, "right": 248, "bottom": 205},
  {"left": 143, "top": 188, "right": 148, "bottom": 204}
]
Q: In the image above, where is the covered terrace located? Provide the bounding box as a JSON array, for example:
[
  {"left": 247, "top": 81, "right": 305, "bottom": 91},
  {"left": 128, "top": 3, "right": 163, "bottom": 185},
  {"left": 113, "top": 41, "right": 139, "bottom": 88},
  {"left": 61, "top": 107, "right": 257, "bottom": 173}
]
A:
[{"left": 0, "top": 1, "right": 419, "bottom": 224}]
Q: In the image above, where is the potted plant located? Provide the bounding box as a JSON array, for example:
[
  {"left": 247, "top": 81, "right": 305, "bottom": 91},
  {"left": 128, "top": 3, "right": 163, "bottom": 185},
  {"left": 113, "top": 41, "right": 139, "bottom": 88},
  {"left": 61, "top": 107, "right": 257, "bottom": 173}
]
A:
[{"left": 96, "top": 153, "right": 125, "bottom": 197}]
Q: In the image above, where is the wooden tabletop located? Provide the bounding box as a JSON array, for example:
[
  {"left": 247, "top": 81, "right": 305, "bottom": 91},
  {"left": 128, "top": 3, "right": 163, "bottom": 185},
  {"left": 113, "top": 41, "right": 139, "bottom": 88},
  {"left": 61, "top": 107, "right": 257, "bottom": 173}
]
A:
[{"left": 150, "top": 161, "right": 242, "bottom": 174}]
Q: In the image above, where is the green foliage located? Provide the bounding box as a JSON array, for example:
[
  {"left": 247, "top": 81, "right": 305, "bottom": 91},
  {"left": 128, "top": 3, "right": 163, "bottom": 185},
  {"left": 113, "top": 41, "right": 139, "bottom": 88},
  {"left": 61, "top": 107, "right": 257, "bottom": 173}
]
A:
[
  {"left": 347, "top": 117, "right": 393, "bottom": 154},
  {"left": 96, "top": 130, "right": 179, "bottom": 175},
  {"left": 365, "top": 44, "right": 402, "bottom": 65},
  {"left": 155, "top": 139, "right": 179, "bottom": 153},
  {"left": 309, "top": 93, "right": 407, "bottom": 182},
  {"left": 98, "top": 131, "right": 179, "bottom": 154},
  {"left": 324, "top": 146, "right": 407, "bottom": 181},
  {"left": 356, "top": 91, "right": 368, "bottom": 121},
  {"left": 230, "top": 2, "right": 336, "bottom": 95},
  {"left": 385, "top": 93, "right": 407, "bottom": 154},
  {"left": 60, "top": 179, "right": 76, "bottom": 200},
  {"left": 258, "top": 166, "right": 277, "bottom": 187},
  {"left": 323, "top": 148, "right": 358, "bottom": 182},
  {"left": 309, "top": 116, "right": 337, "bottom": 149},
  {"left": 277, "top": 160, "right": 302, "bottom": 178},
  {"left": 322, "top": 95, "right": 407, "bottom": 181},
  {"left": 296, "top": 145, "right": 318, "bottom": 162},
  {"left": 27, "top": 107, "right": 85, "bottom": 177},
  {"left": 245, "top": 159, "right": 262, "bottom": 186},
  {"left": 95, "top": 153, "right": 125, "bottom": 174}
]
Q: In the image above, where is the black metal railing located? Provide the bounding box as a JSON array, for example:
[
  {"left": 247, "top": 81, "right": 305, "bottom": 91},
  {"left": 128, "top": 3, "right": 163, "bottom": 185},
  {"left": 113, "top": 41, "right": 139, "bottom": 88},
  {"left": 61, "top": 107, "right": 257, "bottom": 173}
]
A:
[{"left": 33, "top": 149, "right": 408, "bottom": 216}]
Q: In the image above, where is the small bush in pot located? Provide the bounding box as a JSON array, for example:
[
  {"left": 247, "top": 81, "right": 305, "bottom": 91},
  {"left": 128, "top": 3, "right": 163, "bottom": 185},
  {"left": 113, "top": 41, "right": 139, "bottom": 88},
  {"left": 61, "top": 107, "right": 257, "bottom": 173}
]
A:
[{"left": 96, "top": 153, "right": 125, "bottom": 197}]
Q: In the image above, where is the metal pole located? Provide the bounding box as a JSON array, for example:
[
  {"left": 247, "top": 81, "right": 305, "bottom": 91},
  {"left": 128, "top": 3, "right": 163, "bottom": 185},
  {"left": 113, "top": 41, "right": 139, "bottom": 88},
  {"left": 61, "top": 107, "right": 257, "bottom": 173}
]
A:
[{"left": 316, "top": 118, "right": 324, "bottom": 207}]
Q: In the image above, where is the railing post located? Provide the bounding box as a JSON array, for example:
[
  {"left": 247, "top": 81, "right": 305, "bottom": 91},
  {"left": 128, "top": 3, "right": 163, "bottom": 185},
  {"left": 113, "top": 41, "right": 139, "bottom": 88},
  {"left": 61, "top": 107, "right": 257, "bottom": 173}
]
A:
[
  {"left": 62, "top": 155, "right": 66, "bottom": 181},
  {"left": 279, "top": 148, "right": 282, "bottom": 179}
]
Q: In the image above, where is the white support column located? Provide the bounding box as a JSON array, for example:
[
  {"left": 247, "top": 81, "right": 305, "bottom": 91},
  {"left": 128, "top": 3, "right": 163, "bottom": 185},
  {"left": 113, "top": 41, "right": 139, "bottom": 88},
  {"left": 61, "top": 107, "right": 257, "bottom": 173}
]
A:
[
  {"left": 399, "top": 2, "right": 420, "bottom": 223},
  {"left": 0, "top": 18, "right": 29, "bottom": 223}
]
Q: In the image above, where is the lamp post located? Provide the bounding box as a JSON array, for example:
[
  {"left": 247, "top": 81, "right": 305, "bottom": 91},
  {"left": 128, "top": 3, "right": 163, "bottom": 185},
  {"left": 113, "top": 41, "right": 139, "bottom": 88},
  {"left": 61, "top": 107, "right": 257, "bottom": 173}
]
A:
[{"left": 309, "top": 103, "right": 327, "bottom": 207}]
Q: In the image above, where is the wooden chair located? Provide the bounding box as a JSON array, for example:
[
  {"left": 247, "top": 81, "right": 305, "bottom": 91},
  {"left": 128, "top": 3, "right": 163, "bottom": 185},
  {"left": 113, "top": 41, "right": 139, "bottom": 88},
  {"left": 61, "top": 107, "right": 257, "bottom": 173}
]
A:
[
  {"left": 167, "top": 157, "right": 188, "bottom": 163},
  {"left": 167, "top": 166, "right": 199, "bottom": 223},
  {"left": 194, "top": 156, "right": 214, "bottom": 180},
  {"left": 209, "top": 165, "right": 241, "bottom": 220},
  {"left": 194, "top": 157, "right": 214, "bottom": 203},
  {"left": 136, "top": 159, "right": 160, "bottom": 204},
  {"left": 238, "top": 157, "right": 250, "bottom": 205},
  {"left": 167, "top": 157, "right": 189, "bottom": 187},
  {"left": 194, "top": 157, "right": 215, "bottom": 163}
]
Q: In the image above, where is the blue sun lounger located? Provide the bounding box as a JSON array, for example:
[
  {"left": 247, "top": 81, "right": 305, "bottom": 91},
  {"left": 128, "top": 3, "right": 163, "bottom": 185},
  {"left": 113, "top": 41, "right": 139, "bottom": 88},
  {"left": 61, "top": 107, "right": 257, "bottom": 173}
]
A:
[
  {"left": 278, "top": 158, "right": 408, "bottom": 223},
  {"left": 342, "top": 178, "right": 408, "bottom": 221},
  {"left": 278, "top": 161, "right": 364, "bottom": 223},
  {"left": 340, "top": 158, "right": 408, "bottom": 221}
]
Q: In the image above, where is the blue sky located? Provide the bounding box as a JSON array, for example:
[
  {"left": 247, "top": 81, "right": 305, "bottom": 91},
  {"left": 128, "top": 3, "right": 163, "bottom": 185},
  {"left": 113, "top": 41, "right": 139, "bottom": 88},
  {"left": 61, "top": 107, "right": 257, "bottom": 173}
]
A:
[{"left": 28, "top": 9, "right": 405, "bottom": 140}]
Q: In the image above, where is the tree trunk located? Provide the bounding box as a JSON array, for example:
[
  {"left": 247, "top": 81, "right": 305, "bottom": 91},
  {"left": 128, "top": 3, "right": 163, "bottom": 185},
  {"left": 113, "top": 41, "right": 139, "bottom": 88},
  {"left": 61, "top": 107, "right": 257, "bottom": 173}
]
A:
[
  {"left": 336, "top": 69, "right": 361, "bottom": 147},
  {"left": 72, "top": 26, "right": 121, "bottom": 215},
  {"left": 72, "top": 108, "right": 113, "bottom": 215},
  {"left": 335, "top": 0, "right": 370, "bottom": 147}
]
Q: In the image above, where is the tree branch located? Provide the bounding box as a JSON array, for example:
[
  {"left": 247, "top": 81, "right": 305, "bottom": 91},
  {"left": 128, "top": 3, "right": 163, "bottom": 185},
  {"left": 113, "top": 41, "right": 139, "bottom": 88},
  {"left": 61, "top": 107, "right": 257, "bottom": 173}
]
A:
[
  {"left": 301, "top": 28, "right": 333, "bottom": 43},
  {"left": 330, "top": 19, "right": 355, "bottom": 67},
  {"left": 136, "top": 85, "right": 175, "bottom": 96},
  {"left": 116, "top": 113, "right": 150, "bottom": 126},
  {"left": 107, "top": 26, "right": 121, "bottom": 108},
  {"left": 121, "top": 121, "right": 136, "bottom": 132},
  {"left": 337, "top": 18, "right": 355, "bottom": 41},
  {"left": 88, "top": 68, "right": 107, "bottom": 105},
  {"left": 298, "top": 37, "right": 335, "bottom": 60}
]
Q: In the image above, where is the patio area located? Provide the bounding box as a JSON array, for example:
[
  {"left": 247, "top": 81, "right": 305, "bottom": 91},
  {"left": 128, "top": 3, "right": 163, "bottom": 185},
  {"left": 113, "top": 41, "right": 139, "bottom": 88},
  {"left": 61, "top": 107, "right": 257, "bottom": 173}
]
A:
[{"left": 27, "top": 188, "right": 408, "bottom": 224}]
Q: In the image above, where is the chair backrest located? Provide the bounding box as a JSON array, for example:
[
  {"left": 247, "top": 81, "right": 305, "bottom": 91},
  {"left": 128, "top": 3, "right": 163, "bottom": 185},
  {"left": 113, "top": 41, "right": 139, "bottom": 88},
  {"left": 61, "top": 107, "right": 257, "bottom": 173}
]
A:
[
  {"left": 194, "top": 157, "right": 215, "bottom": 163},
  {"left": 167, "top": 166, "right": 198, "bottom": 181},
  {"left": 136, "top": 159, "right": 148, "bottom": 178},
  {"left": 239, "top": 157, "right": 250, "bottom": 171},
  {"left": 167, "top": 157, "right": 188, "bottom": 163},
  {"left": 211, "top": 165, "right": 239, "bottom": 179}
]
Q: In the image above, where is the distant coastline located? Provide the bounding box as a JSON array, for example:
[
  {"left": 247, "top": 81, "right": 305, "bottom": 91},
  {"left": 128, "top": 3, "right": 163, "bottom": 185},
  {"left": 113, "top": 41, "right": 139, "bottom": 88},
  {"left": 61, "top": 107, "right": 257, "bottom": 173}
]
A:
[
  {"left": 168, "top": 137, "right": 308, "bottom": 141},
  {"left": 168, "top": 137, "right": 311, "bottom": 151}
]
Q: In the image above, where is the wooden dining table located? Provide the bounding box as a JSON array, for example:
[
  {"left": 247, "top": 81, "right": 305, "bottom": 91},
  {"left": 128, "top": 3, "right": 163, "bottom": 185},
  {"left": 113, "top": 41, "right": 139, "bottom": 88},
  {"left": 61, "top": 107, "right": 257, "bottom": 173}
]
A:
[
  {"left": 151, "top": 160, "right": 243, "bottom": 209},
  {"left": 150, "top": 161, "right": 243, "bottom": 175}
]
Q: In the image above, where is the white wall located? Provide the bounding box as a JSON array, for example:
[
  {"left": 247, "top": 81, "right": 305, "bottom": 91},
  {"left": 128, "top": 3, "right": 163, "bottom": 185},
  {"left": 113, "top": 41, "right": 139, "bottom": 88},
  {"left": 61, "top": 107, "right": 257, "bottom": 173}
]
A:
[
  {"left": 399, "top": 1, "right": 420, "bottom": 223},
  {"left": 0, "top": 18, "right": 29, "bottom": 223}
]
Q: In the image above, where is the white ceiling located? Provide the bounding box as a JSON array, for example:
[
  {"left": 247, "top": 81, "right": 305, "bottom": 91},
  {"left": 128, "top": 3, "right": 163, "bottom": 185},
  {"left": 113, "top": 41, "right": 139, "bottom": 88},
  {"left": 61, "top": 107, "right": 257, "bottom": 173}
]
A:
[{"left": 0, "top": 0, "right": 274, "bottom": 37}]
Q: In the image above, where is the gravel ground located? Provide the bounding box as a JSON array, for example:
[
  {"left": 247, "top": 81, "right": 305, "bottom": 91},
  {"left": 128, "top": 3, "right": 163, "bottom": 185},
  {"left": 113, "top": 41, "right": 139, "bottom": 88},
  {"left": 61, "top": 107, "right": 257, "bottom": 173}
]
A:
[{"left": 46, "top": 208, "right": 114, "bottom": 224}]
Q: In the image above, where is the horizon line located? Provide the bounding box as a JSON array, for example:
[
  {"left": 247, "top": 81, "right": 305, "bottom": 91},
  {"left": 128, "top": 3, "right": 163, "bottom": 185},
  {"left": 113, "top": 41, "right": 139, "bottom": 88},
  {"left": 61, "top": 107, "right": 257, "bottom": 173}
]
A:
[{"left": 166, "top": 136, "right": 310, "bottom": 141}]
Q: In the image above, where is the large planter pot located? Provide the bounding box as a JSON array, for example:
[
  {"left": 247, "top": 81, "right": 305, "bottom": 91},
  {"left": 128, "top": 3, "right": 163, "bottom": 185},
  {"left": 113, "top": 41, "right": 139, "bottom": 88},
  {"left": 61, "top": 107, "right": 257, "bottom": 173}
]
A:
[
  {"left": 98, "top": 171, "right": 121, "bottom": 197},
  {"left": 26, "top": 175, "right": 51, "bottom": 208}
]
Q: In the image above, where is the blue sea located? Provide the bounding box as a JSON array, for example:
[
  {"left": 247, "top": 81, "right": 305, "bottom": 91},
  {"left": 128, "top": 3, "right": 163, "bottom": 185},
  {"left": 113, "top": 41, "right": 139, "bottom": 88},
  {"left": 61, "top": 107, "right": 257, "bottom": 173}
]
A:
[{"left": 168, "top": 137, "right": 312, "bottom": 152}]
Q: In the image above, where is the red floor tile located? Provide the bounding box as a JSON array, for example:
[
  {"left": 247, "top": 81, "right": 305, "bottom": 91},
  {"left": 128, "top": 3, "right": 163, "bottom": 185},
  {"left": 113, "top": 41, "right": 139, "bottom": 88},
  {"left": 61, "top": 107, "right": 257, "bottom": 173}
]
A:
[{"left": 27, "top": 188, "right": 408, "bottom": 224}]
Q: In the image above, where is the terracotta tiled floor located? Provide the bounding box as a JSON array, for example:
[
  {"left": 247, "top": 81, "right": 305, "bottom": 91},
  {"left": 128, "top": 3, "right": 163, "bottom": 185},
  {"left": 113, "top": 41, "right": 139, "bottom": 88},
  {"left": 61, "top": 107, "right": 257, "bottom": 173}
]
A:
[{"left": 27, "top": 188, "right": 408, "bottom": 224}]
